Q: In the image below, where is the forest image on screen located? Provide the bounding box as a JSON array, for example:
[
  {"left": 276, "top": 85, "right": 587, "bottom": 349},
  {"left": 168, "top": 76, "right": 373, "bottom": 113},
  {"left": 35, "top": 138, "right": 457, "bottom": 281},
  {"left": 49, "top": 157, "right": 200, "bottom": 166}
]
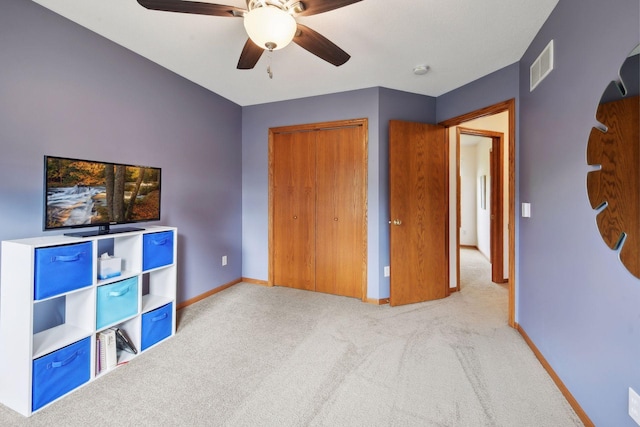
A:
[{"left": 46, "top": 158, "right": 160, "bottom": 229}]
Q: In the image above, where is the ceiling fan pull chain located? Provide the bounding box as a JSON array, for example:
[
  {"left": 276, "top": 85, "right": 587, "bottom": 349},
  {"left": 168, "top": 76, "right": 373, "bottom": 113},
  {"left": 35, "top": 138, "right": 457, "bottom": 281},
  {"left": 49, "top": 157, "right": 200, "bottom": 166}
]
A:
[{"left": 266, "top": 50, "right": 273, "bottom": 79}]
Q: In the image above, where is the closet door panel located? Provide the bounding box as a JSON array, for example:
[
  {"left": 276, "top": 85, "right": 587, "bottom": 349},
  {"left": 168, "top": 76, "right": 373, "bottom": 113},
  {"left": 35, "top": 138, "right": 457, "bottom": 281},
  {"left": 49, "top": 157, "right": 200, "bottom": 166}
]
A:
[
  {"left": 315, "top": 126, "right": 366, "bottom": 298},
  {"left": 272, "top": 131, "right": 316, "bottom": 290}
]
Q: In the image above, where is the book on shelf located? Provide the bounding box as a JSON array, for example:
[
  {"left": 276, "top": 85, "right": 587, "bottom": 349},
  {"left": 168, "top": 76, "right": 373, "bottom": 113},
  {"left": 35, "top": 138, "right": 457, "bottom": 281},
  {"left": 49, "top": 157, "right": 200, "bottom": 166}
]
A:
[
  {"left": 112, "top": 327, "right": 137, "bottom": 355},
  {"left": 98, "top": 329, "right": 117, "bottom": 372},
  {"left": 95, "top": 338, "right": 101, "bottom": 375}
]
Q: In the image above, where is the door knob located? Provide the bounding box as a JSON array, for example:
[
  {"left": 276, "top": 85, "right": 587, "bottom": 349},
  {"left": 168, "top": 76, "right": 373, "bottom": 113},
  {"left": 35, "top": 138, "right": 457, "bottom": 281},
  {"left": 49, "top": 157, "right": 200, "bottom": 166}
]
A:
[{"left": 393, "top": 219, "right": 402, "bottom": 226}]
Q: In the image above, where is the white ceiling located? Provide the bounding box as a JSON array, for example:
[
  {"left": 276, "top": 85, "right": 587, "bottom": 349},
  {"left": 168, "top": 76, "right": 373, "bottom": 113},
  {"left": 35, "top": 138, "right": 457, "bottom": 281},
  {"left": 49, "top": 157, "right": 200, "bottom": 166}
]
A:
[{"left": 31, "top": 0, "right": 559, "bottom": 106}]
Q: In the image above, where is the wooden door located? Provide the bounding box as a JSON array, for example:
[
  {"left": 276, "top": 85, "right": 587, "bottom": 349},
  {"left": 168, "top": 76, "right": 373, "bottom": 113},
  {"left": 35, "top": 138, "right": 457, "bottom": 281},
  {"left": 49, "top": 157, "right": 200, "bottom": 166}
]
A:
[
  {"left": 271, "top": 130, "right": 316, "bottom": 291},
  {"left": 389, "top": 120, "right": 448, "bottom": 306},
  {"left": 315, "top": 126, "right": 367, "bottom": 298},
  {"left": 489, "top": 136, "right": 504, "bottom": 283},
  {"left": 270, "top": 119, "right": 368, "bottom": 300}
]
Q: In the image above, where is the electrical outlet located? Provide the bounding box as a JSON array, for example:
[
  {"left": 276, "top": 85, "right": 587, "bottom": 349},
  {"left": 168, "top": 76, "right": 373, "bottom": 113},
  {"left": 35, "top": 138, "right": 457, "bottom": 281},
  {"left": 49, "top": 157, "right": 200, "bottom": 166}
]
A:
[
  {"left": 384, "top": 266, "right": 390, "bottom": 277},
  {"left": 630, "top": 387, "right": 640, "bottom": 425},
  {"left": 222, "top": 255, "right": 227, "bottom": 266}
]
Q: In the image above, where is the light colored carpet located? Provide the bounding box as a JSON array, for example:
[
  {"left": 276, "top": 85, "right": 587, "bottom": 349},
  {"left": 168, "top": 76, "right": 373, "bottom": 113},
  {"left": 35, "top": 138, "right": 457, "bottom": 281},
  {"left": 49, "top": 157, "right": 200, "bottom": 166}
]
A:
[{"left": 0, "top": 248, "right": 583, "bottom": 426}]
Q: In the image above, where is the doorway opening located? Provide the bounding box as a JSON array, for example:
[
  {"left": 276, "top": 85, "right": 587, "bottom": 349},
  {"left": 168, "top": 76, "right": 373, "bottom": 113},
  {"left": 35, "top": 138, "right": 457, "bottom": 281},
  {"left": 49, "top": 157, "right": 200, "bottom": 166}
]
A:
[
  {"left": 458, "top": 126, "right": 506, "bottom": 285},
  {"left": 440, "top": 99, "right": 516, "bottom": 327}
]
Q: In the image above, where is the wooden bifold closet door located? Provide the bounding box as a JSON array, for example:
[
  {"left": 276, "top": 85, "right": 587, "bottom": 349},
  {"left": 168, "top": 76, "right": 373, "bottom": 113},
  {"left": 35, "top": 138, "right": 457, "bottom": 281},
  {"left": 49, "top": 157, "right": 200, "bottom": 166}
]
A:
[{"left": 269, "top": 119, "right": 367, "bottom": 300}]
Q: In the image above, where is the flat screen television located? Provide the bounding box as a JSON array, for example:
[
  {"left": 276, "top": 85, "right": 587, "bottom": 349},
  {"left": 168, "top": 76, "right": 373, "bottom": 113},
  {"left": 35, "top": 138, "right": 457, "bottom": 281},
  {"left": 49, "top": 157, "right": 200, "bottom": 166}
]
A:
[{"left": 44, "top": 155, "right": 161, "bottom": 237}]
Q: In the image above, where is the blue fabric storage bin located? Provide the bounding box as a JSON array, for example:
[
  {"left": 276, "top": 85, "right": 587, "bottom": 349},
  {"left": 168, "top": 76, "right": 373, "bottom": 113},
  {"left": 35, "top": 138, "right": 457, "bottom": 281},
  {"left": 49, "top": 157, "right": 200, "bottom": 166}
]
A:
[
  {"left": 32, "top": 337, "right": 90, "bottom": 411},
  {"left": 141, "top": 303, "right": 173, "bottom": 351},
  {"left": 143, "top": 231, "right": 174, "bottom": 271},
  {"left": 96, "top": 277, "right": 138, "bottom": 329},
  {"left": 34, "top": 242, "right": 93, "bottom": 300}
]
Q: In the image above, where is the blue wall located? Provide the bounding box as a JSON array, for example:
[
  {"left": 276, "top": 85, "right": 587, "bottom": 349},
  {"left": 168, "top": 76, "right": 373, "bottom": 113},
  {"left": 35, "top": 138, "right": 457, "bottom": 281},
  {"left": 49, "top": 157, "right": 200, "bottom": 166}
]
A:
[
  {"left": 241, "top": 88, "right": 436, "bottom": 299},
  {"left": 0, "top": 0, "right": 243, "bottom": 303},
  {"left": 436, "top": 62, "right": 520, "bottom": 124},
  {"left": 517, "top": 0, "right": 639, "bottom": 425}
]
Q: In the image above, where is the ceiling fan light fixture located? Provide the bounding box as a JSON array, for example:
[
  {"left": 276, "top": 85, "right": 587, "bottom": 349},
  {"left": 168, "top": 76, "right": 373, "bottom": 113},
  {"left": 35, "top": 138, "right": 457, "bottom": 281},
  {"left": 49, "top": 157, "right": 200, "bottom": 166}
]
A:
[{"left": 244, "top": 6, "right": 297, "bottom": 51}]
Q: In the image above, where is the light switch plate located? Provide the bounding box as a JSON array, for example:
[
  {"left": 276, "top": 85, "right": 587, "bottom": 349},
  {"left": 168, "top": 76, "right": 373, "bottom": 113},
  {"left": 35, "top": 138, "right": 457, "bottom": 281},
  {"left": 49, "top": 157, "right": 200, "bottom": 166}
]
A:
[
  {"left": 522, "top": 202, "right": 531, "bottom": 218},
  {"left": 630, "top": 387, "right": 640, "bottom": 425}
]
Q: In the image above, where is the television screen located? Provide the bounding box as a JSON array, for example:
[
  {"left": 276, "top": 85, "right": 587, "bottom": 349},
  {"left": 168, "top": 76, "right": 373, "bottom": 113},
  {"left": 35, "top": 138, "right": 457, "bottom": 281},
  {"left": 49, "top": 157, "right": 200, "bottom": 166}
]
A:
[{"left": 44, "top": 156, "right": 161, "bottom": 235}]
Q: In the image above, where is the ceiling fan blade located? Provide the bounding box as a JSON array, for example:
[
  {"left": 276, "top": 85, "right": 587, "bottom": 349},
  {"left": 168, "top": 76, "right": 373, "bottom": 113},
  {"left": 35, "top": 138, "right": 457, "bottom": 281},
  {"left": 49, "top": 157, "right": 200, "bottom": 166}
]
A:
[
  {"left": 295, "top": 0, "right": 362, "bottom": 16},
  {"left": 237, "top": 38, "right": 264, "bottom": 70},
  {"left": 136, "top": 0, "right": 244, "bottom": 17},
  {"left": 293, "top": 24, "right": 350, "bottom": 67}
]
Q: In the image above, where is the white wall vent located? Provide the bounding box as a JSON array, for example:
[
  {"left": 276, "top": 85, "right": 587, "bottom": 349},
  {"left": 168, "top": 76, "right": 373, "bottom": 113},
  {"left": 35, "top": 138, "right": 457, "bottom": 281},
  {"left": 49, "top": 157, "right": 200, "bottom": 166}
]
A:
[{"left": 530, "top": 39, "right": 554, "bottom": 91}]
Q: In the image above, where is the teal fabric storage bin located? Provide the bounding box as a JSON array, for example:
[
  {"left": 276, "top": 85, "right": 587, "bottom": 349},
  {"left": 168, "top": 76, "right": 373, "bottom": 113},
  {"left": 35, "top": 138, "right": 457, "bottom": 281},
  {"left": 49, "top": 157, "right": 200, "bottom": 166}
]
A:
[
  {"left": 32, "top": 337, "right": 90, "bottom": 411},
  {"left": 141, "top": 303, "right": 173, "bottom": 351},
  {"left": 96, "top": 277, "right": 138, "bottom": 329},
  {"left": 143, "top": 231, "right": 174, "bottom": 271},
  {"left": 34, "top": 242, "right": 92, "bottom": 300}
]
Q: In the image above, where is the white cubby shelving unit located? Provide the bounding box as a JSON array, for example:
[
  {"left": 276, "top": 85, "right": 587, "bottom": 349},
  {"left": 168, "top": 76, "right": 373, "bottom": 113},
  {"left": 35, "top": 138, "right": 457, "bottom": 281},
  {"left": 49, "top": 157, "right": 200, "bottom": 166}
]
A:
[{"left": 0, "top": 226, "right": 177, "bottom": 416}]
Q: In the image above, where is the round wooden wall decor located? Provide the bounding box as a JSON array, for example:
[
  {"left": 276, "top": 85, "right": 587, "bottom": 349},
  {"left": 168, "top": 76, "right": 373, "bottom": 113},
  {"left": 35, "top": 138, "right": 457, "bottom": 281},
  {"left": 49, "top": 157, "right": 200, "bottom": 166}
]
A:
[{"left": 586, "top": 43, "right": 639, "bottom": 278}]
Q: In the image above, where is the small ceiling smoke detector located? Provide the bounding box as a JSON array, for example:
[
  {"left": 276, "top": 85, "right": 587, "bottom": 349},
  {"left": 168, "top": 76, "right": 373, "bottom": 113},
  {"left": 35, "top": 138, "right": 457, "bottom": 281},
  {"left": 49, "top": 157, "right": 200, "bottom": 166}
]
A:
[{"left": 413, "top": 65, "right": 430, "bottom": 75}]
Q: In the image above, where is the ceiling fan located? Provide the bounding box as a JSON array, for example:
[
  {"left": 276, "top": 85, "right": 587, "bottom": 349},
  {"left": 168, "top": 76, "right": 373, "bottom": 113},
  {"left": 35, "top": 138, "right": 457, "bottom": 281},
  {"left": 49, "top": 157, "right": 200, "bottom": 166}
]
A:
[{"left": 136, "top": 0, "right": 362, "bottom": 70}]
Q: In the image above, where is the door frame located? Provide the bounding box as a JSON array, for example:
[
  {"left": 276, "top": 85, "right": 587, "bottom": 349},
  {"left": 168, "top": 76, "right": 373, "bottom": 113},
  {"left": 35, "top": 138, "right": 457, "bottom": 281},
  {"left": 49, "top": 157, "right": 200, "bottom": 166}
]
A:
[
  {"left": 457, "top": 127, "right": 505, "bottom": 284},
  {"left": 440, "top": 99, "right": 516, "bottom": 327},
  {"left": 267, "top": 118, "right": 369, "bottom": 301}
]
